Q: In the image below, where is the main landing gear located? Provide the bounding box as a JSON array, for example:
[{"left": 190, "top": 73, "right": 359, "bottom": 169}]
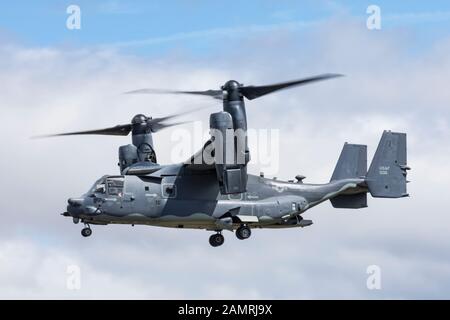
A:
[
  {"left": 209, "top": 225, "right": 252, "bottom": 247},
  {"left": 81, "top": 224, "right": 92, "bottom": 238},
  {"left": 236, "top": 225, "right": 251, "bottom": 240},
  {"left": 209, "top": 232, "right": 225, "bottom": 247}
]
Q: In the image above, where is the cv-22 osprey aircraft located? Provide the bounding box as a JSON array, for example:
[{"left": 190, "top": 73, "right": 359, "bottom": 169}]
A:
[{"left": 38, "top": 74, "right": 410, "bottom": 247}]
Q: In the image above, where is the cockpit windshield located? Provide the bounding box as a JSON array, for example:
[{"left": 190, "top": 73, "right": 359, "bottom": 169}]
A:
[
  {"left": 88, "top": 176, "right": 107, "bottom": 195},
  {"left": 87, "top": 175, "right": 124, "bottom": 196}
]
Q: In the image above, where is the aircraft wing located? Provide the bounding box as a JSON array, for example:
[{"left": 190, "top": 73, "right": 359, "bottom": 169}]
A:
[
  {"left": 183, "top": 138, "right": 248, "bottom": 194},
  {"left": 183, "top": 139, "right": 216, "bottom": 171}
]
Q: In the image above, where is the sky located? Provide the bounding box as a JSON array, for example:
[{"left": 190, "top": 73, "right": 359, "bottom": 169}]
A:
[
  {"left": 1, "top": 0, "right": 450, "bottom": 299},
  {"left": 2, "top": 0, "right": 450, "bottom": 53}
]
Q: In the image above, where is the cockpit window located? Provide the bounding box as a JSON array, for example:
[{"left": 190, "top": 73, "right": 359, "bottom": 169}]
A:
[
  {"left": 106, "top": 177, "right": 124, "bottom": 196},
  {"left": 94, "top": 183, "right": 106, "bottom": 194},
  {"left": 88, "top": 176, "right": 107, "bottom": 195}
]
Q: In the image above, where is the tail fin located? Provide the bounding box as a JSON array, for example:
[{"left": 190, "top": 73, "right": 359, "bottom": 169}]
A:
[
  {"left": 366, "top": 131, "right": 409, "bottom": 198},
  {"left": 330, "top": 143, "right": 367, "bottom": 208},
  {"left": 331, "top": 143, "right": 367, "bottom": 181}
]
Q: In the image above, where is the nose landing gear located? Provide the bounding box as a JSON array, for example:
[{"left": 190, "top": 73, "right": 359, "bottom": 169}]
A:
[
  {"left": 81, "top": 224, "right": 92, "bottom": 237},
  {"left": 209, "top": 232, "right": 225, "bottom": 247}
]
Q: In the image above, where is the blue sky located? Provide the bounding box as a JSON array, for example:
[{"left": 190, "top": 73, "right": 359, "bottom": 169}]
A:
[{"left": 1, "top": 0, "right": 450, "bottom": 55}]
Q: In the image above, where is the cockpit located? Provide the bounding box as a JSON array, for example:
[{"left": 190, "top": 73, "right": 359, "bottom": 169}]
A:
[{"left": 88, "top": 176, "right": 124, "bottom": 197}]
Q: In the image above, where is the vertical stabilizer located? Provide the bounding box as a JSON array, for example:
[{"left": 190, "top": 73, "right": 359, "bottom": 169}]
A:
[{"left": 366, "top": 131, "right": 409, "bottom": 198}]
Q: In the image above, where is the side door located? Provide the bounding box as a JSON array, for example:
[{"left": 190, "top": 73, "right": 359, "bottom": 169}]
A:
[
  {"left": 121, "top": 176, "right": 145, "bottom": 213},
  {"left": 102, "top": 177, "right": 125, "bottom": 214},
  {"left": 143, "top": 180, "right": 163, "bottom": 217}
]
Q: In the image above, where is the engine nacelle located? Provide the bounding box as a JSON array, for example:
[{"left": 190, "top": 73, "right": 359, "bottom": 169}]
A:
[
  {"left": 210, "top": 111, "right": 248, "bottom": 194},
  {"left": 118, "top": 144, "right": 139, "bottom": 173}
]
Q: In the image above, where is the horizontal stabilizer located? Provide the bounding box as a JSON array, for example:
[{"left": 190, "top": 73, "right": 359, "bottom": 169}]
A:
[{"left": 330, "top": 193, "right": 367, "bottom": 209}]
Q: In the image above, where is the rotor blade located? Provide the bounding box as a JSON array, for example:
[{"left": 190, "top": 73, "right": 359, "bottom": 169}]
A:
[
  {"left": 239, "top": 73, "right": 344, "bottom": 100},
  {"left": 150, "top": 121, "right": 191, "bottom": 133},
  {"left": 148, "top": 105, "right": 210, "bottom": 125},
  {"left": 125, "top": 88, "right": 224, "bottom": 100},
  {"left": 32, "top": 124, "right": 132, "bottom": 138}
]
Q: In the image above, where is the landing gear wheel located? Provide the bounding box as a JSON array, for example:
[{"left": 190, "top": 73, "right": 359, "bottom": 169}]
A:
[
  {"left": 209, "top": 233, "right": 225, "bottom": 247},
  {"left": 81, "top": 227, "right": 92, "bottom": 237},
  {"left": 236, "top": 225, "right": 251, "bottom": 240}
]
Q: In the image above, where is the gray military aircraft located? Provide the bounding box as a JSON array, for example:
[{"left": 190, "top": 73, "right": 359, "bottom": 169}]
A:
[{"left": 38, "top": 75, "right": 410, "bottom": 247}]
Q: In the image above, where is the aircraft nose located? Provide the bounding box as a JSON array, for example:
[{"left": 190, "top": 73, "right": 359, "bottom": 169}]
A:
[
  {"left": 68, "top": 198, "right": 84, "bottom": 207},
  {"left": 67, "top": 196, "right": 99, "bottom": 216}
]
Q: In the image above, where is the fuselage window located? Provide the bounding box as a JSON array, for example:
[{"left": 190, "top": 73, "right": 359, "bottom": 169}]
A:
[{"left": 162, "top": 183, "right": 176, "bottom": 198}]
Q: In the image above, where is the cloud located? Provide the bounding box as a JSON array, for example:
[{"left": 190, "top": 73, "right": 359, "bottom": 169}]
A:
[{"left": 1, "top": 17, "right": 450, "bottom": 299}]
